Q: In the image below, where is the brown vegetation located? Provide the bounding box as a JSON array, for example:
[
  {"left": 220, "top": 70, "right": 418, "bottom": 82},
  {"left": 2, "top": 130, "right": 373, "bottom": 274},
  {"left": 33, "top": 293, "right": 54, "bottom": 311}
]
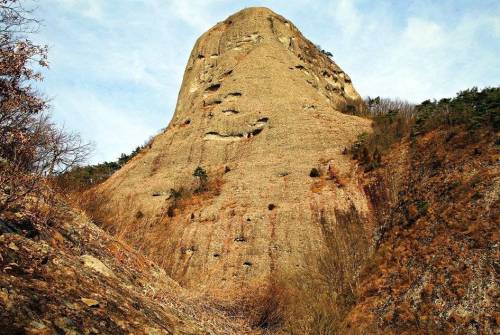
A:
[
  {"left": 342, "top": 125, "right": 499, "bottom": 334},
  {"left": 77, "top": 170, "right": 225, "bottom": 273},
  {"left": 235, "top": 281, "right": 289, "bottom": 331}
]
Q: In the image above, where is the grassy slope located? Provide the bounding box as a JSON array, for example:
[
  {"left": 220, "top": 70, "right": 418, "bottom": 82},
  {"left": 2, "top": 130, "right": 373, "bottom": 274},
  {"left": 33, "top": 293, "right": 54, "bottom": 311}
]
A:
[{"left": 343, "top": 127, "right": 498, "bottom": 334}]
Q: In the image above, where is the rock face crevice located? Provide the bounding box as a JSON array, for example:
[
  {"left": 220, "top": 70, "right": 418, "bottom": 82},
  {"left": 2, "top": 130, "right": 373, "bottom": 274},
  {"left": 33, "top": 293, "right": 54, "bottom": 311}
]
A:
[{"left": 95, "top": 7, "right": 374, "bottom": 302}]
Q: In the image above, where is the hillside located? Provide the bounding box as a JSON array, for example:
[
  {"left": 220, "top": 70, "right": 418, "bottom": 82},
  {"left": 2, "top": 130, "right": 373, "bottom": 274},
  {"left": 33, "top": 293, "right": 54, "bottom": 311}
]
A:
[
  {"left": 344, "top": 123, "right": 499, "bottom": 334},
  {"left": 0, "top": 189, "right": 254, "bottom": 334}
]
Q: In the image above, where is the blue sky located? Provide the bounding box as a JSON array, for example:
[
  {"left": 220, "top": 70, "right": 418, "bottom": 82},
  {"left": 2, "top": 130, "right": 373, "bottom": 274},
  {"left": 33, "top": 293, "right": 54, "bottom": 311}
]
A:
[{"left": 35, "top": 0, "right": 499, "bottom": 163}]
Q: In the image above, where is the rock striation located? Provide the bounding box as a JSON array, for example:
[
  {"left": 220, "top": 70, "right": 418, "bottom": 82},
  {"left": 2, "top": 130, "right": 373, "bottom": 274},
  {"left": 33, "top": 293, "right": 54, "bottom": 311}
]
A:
[{"left": 94, "top": 7, "right": 373, "bottom": 302}]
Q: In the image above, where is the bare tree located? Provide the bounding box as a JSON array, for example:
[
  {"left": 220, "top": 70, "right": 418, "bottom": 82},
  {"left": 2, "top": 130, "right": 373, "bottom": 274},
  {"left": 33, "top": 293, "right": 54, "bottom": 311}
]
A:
[
  {"left": 365, "top": 96, "right": 415, "bottom": 118},
  {"left": 31, "top": 115, "right": 92, "bottom": 175},
  {"left": 0, "top": 0, "right": 91, "bottom": 211}
]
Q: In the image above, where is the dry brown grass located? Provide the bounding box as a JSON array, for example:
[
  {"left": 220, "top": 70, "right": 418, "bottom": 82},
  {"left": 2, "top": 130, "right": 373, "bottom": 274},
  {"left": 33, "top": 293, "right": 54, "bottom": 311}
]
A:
[
  {"left": 72, "top": 188, "right": 113, "bottom": 229},
  {"left": 238, "top": 281, "right": 289, "bottom": 330},
  {"left": 149, "top": 153, "right": 164, "bottom": 176},
  {"left": 277, "top": 205, "right": 370, "bottom": 334},
  {"left": 278, "top": 255, "right": 359, "bottom": 334},
  {"left": 72, "top": 176, "right": 225, "bottom": 274}
]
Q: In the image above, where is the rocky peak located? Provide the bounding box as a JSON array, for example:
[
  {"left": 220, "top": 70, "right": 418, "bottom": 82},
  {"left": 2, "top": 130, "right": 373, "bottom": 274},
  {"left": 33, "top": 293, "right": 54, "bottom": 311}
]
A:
[
  {"left": 94, "top": 6, "right": 373, "bottom": 305},
  {"left": 174, "top": 7, "right": 362, "bottom": 128}
]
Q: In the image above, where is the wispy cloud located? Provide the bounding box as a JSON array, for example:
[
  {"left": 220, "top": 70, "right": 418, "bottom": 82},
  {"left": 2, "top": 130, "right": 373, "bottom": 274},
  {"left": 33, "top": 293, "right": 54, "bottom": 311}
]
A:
[
  {"left": 50, "top": 88, "right": 158, "bottom": 162},
  {"left": 55, "top": 0, "right": 104, "bottom": 20},
  {"left": 165, "top": 0, "right": 221, "bottom": 31},
  {"left": 328, "top": 0, "right": 362, "bottom": 37},
  {"left": 36, "top": 0, "right": 500, "bottom": 163},
  {"left": 320, "top": 0, "right": 499, "bottom": 101}
]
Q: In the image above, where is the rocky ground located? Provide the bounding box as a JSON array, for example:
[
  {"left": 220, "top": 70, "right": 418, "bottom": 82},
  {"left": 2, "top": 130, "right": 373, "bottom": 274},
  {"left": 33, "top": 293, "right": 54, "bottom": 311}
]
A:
[{"left": 0, "top": 196, "right": 254, "bottom": 334}]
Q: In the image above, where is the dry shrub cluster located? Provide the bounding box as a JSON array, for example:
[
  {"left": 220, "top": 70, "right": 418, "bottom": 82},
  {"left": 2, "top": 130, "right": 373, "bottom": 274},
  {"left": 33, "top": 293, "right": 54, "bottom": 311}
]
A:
[
  {"left": 349, "top": 97, "right": 415, "bottom": 171},
  {"left": 202, "top": 269, "right": 354, "bottom": 334},
  {"left": 270, "top": 266, "right": 354, "bottom": 334},
  {"left": 164, "top": 174, "right": 223, "bottom": 219},
  {"left": 275, "top": 205, "right": 370, "bottom": 334},
  {"left": 232, "top": 281, "right": 289, "bottom": 331},
  {"left": 73, "top": 189, "right": 111, "bottom": 227}
]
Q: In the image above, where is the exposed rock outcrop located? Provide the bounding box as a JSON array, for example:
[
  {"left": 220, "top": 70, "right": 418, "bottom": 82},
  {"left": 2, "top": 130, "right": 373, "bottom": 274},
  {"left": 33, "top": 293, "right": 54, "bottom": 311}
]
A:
[{"left": 93, "top": 6, "right": 374, "bottom": 306}]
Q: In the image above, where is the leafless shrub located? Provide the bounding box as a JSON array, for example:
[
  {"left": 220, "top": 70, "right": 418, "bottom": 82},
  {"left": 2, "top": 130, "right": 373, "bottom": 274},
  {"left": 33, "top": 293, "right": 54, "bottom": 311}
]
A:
[
  {"left": 363, "top": 96, "right": 415, "bottom": 118},
  {"left": 33, "top": 115, "right": 92, "bottom": 175}
]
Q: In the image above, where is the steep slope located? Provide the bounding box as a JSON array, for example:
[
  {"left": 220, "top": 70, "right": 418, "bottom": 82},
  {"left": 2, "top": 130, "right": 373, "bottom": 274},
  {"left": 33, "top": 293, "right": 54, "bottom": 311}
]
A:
[
  {"left": 343, "top": 128, "right": 499, "bottom": 334},
  {"left": 92, "top": 6, "right": 373, "bottom": 309},
  {"left": 0, "top": 194, "right": 252, "bottom": 334}
]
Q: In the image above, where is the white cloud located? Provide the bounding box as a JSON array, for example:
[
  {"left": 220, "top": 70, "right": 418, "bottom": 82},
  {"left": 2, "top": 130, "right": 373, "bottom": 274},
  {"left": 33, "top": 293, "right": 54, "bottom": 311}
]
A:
[
  {"left": 322, "top": 1, "right": 499, "bottom": 102},
  {"left": 403, "top": 18, "right": 444, "bottom": 49},
  {"left": 55, "top": 0, "right": 103, "bottom": 20},
  {"left": 329, "top": 0, "right": 362, "bottom": 37}
]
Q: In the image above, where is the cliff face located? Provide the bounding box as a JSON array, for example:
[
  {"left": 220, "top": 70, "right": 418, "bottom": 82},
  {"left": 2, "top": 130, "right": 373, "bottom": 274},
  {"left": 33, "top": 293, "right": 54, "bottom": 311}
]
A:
[{"left": 94, "top": 6, "right": 373, "bottom": 302}]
